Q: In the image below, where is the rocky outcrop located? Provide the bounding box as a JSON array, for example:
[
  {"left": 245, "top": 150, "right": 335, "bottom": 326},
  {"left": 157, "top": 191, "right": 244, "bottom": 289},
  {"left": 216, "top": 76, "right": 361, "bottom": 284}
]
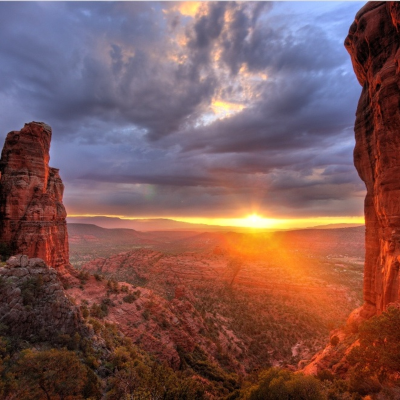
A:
[
  {"left": 0, "top": 255, "right": 82, "bottom": 341},
  {"left": 344, "top": 2, "right": 400, "bottom": 317},
  {"left": 303, "top": 2, "right": 400, "bottom": 376},
  {"left": 0, "top": 122, "right": 69, "bottom": 274}
]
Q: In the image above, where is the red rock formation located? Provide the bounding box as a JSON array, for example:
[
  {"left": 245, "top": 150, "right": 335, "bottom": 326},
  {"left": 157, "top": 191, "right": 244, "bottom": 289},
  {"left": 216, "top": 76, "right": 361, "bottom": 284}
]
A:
[
  {"left": 302, "top": 2, "right": 400, "bottom": 376},
  {"left": 0, "top": 255, "right": 83, "bottom": 340},
  {"left": 345, "top": 2, "right": 400, "bottom": 317},
  {"left": 0, "top": 122, "right": 69, "bottom": 273}
]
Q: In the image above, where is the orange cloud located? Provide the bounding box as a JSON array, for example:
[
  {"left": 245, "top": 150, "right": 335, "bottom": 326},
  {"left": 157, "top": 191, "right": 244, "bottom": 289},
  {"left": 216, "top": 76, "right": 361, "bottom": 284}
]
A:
[
  {"left": 211, "top": 100, "right": 245, "bottom": 117},
  {"left": 176, "top": 2, "right": 203, "bottom": 17}
]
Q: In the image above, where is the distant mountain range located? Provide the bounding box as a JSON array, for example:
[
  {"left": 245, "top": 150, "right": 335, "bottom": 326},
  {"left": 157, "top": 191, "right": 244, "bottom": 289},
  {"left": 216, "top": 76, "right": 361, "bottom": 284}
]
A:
[
  {"left": 67, "top": 216, "right": 238, "bottom": 232},
  {"left": 67, "top": 215, "right": 364, "bottom": 232},
  {"left": 305, "top": 223, "right": 364, "bottom": 230}
]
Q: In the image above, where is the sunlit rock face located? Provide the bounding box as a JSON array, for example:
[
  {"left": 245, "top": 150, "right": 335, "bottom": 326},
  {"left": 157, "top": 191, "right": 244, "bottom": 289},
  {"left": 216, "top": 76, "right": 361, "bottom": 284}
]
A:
[
  {"left": 0, "top": 122, "right": 69, "bottom": 274},
  {"left": 345, "top": 1, "right": 400, "bottom": 317}
]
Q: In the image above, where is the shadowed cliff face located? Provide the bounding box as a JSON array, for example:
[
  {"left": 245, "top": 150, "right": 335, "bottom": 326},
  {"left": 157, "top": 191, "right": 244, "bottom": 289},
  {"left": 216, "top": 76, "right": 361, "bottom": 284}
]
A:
[
  {"left": 345, "top": 2, "right": 400, "bottom": 317},
  {"left": 0, "top": 255, "right": 82, "bottom": 340},
  {"left": 0, "top": 122, "right": 69, "bottom": 273}
]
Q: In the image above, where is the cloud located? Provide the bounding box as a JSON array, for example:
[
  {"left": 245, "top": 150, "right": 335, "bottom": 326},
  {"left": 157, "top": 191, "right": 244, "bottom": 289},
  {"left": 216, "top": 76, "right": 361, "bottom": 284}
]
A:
[{"left": 0, "top": 1, "right": 366, "bottom": 220}]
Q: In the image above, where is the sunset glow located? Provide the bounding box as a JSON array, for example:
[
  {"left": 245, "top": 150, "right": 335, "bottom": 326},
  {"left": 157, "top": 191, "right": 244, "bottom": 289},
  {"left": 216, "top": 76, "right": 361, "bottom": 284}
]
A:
[
  {"left": 211, "top": 100, "right": 246, "bottom": 118},
  {"left": 69, "top": 214, "right": 365, "bottom": 231},
  {"left": 171, "top": 216, "right": 365, "bottom": 230},
  {"left": 243, "top": 214, "right": 274, "bottom": 229},
  {"left": 0, "top": 2, "right": 365, "bottom": 229},
  {"left": 175, "top": 2, "right": 203, "bottom": 17}
]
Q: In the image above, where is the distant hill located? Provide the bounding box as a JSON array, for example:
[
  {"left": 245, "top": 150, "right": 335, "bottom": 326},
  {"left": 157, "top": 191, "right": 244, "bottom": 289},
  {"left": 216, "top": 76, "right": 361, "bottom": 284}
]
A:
[
  {"left": 306, "top": 223, "right": 364, "bottom": 229},
  {"left": 67, "top": 216, "right": 364, "bottom": 232},
  {"left": 67, "top": 216, "right": 240, "bottom": 232},
  {"left": 68, "top": 222, "right": 365, "bottom": 266}
]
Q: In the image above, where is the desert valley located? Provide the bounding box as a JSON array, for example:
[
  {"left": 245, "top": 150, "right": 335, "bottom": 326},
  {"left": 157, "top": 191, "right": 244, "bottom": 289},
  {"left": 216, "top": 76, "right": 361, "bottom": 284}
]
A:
[
  {"left": 1, "top": 1, "right": 400, "bottom": 400},
  {"left": 0, "top": 122, "right": 371, "bottom": 398}
]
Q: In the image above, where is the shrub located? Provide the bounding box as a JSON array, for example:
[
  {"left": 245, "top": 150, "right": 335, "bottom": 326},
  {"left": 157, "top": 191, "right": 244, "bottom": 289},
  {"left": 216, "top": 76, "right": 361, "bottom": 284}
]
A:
[
  {"left": 348, "top": 306, "right": 400, "bottom": 382},
  {"left": 316, "top": 369, "right": 334, "bottom": 382},
  {"left": 20, "top": 276, "right": 44, "bottom": 306},
  {"left": 123, "top": 293, "right": 136, "bottom": 303},
  {"left": 123, "top": 290, "right": 140, "bottom": 303},
  {"left": 330, "top": 335, "right": 340, "bottom": 347},
  {"left": 12, "top": 348, "right": 89, "bottom": 399},
  {"left": 77, "top": 270, "right": 89, "bottom": 284},
  {"left": 348, "top": 369, "right": 381, "bottom": 396},
  {"left": 142, "top": 309, "right": 150, "bottom": 320},
  {"left": 244, "top": 368, "right": 325, "bottom": 400},
  {"left": 81, "top": 305, "right": 89, "bottom": 319},
  {"left": 90, "top": 302, "right": 108, "bottom": 319},
  {"left": 107, "top": 279, "right": 120, "bottom": 293}
]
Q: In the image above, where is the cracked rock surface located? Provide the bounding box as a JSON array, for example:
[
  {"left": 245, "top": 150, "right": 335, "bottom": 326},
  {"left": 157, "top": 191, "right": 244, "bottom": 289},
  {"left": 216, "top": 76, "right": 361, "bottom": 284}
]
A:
[{"left": 0, "top": 255, "right": 82, "bottom": 341}]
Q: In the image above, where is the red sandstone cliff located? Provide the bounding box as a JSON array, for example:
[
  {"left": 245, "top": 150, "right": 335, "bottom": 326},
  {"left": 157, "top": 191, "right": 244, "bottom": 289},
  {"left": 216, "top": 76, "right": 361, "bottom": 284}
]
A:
[
  {"left": 345, "top": 1, "right": 400, "bottom": 318},
  {"left": 303, "top": 2, "right": 400, "bottom": 375},
  {"left": 0, "top": 122, "right": 70, "bottom": 273}
]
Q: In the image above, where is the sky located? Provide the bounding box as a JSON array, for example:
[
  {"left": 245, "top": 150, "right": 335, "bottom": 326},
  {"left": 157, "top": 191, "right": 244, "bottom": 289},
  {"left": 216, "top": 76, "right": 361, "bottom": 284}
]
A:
[{"left": 0, "top": 1, "right": 367, "bottom": 229}]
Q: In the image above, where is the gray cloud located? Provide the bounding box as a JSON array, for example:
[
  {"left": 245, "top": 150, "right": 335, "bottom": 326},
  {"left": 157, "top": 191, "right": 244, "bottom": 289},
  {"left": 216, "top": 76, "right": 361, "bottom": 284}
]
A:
[{"left": 0, "top": 1, "right": 366, "bottom": 220}]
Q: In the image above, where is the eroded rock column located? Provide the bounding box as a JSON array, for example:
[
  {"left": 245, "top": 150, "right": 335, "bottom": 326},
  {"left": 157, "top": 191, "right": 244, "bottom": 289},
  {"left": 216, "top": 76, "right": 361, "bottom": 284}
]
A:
[
  {"left": 0, "top": 122, "right": 70, "bottom": 273},
  {"left": 345, "top": 1, "right": 400, "bottom": 316}
]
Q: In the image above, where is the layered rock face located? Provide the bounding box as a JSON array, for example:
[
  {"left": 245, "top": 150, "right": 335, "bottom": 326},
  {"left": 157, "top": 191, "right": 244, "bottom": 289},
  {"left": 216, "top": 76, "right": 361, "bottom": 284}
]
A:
[
  {"left": 0, "top": 122, "right": 69, "bottom": 273},
  {"left": 303, "top": 2, "right": 400, "bottom": 376},
  {"left": 345, "top": 2, "right": 400, "bottom": 317},
  {"left": 0, "top": 255, "right": 82, "bottom": 340}
]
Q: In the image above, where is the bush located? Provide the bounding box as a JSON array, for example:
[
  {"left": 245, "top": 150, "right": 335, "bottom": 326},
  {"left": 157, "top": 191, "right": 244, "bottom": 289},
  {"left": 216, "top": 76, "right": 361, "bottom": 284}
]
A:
[
  {"left": 77, "top": 270, "right": 89, "bottom": 284},
  {"left": 316, "top": 369, "right": 334, "bottom": 382},
  {"left": 20, "top": 276, "right": 44, "bottom": 306},
  {"left": 12, "top": 348, "right": 89, "bottom": 399},
  {"left": 348, "top": 306, "right": 400, "bottom": 382},
  {"left": 123, "top": 290, "right": 141, "bottom": 303},
  {"left": 81, "top": 305, "right": 89, "bottom": 319},
  {"left": 348, "top": 369, "right": 381, "bottom": 396},
  {"left": 330, "top": 335, "right": 339, "bottom": 347},
  {"left": 107, "top": 279, "right": 120, "bottom": 293},
  {"left": 244, "top": 368, "right": 325, "bottom": 400},
  {"left": 90, "top": 302, "right": 108, "bottom": 319}
]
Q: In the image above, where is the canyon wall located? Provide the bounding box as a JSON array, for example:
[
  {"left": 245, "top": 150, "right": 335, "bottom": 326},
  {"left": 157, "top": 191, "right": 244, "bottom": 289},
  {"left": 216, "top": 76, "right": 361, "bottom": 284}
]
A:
[
  {"left": 345, "top": 1, "right": 400, "bottom": 317},
  {"left": 0, "top": 122, "right": 69, "bottom": 273}
]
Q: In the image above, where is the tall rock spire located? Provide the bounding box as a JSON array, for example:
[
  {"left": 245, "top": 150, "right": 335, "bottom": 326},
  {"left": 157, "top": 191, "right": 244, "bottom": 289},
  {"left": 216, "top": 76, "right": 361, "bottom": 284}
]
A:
[
  {"left": 345, "top": 1, "right": 400, "bottom": 317},
  {"left": 303, "top": 2, "right": 400, "bottom": 376},
  {"left": 0, "top": 122, "right": 70, "bottom": 273}
]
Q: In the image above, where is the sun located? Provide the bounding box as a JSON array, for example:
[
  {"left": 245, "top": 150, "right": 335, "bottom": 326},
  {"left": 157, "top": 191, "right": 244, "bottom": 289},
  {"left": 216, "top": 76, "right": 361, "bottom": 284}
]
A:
[{"left": 243, "top": 214, "right": 270, "bottom": 229}]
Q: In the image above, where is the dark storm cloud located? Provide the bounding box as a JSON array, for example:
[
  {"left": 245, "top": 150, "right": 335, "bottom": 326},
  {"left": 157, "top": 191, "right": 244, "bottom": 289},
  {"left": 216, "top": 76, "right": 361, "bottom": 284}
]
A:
[
  {"left": 0, "top": 1, "right": 366, "bottom": 219},
  {"left": 0, "top": 2, "right": 215, "bottom": 141},
  {"left": 173, "top": 70, "right": 358, "bottom": 155},
  {"left": 190, "top": 2, "right": 226, "bottom": 49}
]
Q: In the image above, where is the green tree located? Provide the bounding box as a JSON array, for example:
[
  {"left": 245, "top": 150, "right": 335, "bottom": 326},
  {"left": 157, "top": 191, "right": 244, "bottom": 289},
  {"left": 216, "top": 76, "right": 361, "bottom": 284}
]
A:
[
  {"left": 348, "top": 306, "right": 400, "bottom": 382},
  {"left": 244, "top": 368, "right": 325, "bottom": 400},
  {"left": 12, "top": 348, "right": 88, "bottom": 400}
]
